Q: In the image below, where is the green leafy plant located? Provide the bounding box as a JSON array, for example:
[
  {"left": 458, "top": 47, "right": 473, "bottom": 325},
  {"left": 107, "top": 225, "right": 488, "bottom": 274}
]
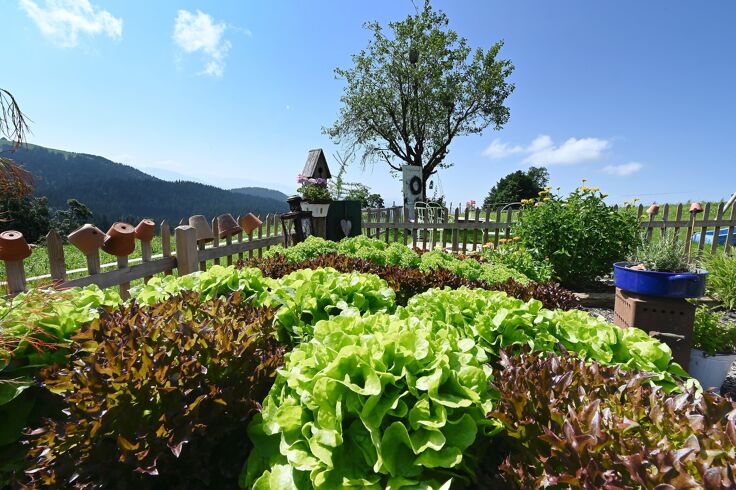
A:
[
  {"left": 266, "top": 267, "right": 395, "bottom": 342},
  {"left": 701, "top": 251, "right": 736, "bottom": 309},
  {"left": 399, "top": 288, "right": 688, "bottom": 388},
  {"left": 484, "top": 348, "right": 736, "bottom": 488},
  {"left": 247, "top": 253, "right": 578, "bottom": 310},
  {"left": 693, "top": 306, "right": 736, "bottom": 355},
  {"left": 630, "top": 231, "right": 691, "bottom": 272},
  {"left": 25, "top": 291, "right": 286, "bottom": 489},
  {"left": 263, "top": 236, "right": 340, "bottom": 263},
  {"left": 420, "top": 249, "right": 529, "bottom": 285},
  {"left": 243, "top": 311, "right": 501, "bottom": 489},
  {"left": 515, "top": 185, "right": 640, "bottom": 285},
  {"left": 479, "top": 240, "right": 553, "bottom": 282}
]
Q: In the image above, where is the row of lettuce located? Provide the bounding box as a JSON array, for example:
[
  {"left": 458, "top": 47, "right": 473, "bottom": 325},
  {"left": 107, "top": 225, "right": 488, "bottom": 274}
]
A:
[{"left": 0, "top": 237, "right": 733, "bottom": 488}]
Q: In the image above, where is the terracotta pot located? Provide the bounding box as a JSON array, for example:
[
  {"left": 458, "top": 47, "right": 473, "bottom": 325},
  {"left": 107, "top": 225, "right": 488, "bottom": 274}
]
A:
[
  {"left": 240, "top": 213, "right": 263, "bottom": 234},
  {"left": 135, "top": 219, "right": 156, "bottom": 242},
  {"left": 68, "top": 224, "right": 105, "bottom": 255},
  {"left": 646, "top": 204, "right": 660, "bottom": 216},
  {"left": 690, "top": 202, "right": 703, "bottom": 213},
  {"left": 102, "top": 222, "right": 136, "bottom": 256},
  {"left": 188, "top": 215, "right": 214, "bottom": 242},
  {"left": 217, "top": 213, "right": 242, "bottom": 238},
  {"left": 0, "top": 230, "right": 32, "bottom": 262}
]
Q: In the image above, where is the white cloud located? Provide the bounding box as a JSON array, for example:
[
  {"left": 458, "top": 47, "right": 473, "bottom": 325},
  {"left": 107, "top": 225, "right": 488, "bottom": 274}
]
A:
[
  {"left": 483, "top": 134, "right": 611, "bottom": 166},
  {"left": 173, "top": 9, "right": 231, "bottom": 77},
  {"left": 602, "top": 162, "right": 643, "bottom": 177},
  {"left": 19, "top": 0, "right": 122, "bottom": 48}
]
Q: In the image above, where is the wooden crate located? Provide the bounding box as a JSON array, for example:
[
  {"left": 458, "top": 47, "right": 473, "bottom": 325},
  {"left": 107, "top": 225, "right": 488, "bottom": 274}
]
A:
[{"left": 614, "top": 288, "right": 695, "bottom": 368}]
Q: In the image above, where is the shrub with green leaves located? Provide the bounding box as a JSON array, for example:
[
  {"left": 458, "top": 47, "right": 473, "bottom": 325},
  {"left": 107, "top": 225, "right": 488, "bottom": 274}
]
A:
[
  {"left": 693, "top": 306, "right": 736, "bottom": 355},
  {"left": 25, "top": 291, "right": 286, "bottom": 489},
  {"left": 243, "top": 311, "right": 500, "bottom": 489},
  {"left": 399, "top": 288, "right": 688, "bottom": 388},
  {"left": 484, "top": 348, "right": 736, "bottom": 488},
  {"left": 263, "top": 236, "right": 340, "bottom": 263},
  {"left": 266, "top": 267, "right": 395, "bottom": 342},
  {"left": 515, "top": 185, "right": 640, "bottom": 285},
  {"left": 479, "top": 240, "right": 553, "bottom": 282},
  {"left": 701, "top": 250, "right": 736, "bottom": 309}
]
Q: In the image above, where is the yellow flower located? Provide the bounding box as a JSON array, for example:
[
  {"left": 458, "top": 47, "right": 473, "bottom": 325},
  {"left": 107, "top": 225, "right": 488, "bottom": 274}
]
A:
[
  {"left": 633, "top": 197, "right": 640, "bottom": 202},
  {"left": 581, "top": 186, "right": 590, "bottom": 191},
  {"left": 543, "top": 197, "right": 551, "bottom": 201},
  {"left": 544, "top": 185, "right": 552, "bottom": 191},
  {"left": 513, "top": 236, "right": 521, "bottom": 241},
  {"left": 591, "top": 187, "right": 600, "bottom": 192},
  {"left": 538, "top": 190, "right": 547, "bottom": 196}
]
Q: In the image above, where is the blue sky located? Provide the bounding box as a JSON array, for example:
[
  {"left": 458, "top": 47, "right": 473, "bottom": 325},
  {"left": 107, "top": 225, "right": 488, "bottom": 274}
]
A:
[{"left": 3, "top": 0, "right": 735, "bottom": 206}]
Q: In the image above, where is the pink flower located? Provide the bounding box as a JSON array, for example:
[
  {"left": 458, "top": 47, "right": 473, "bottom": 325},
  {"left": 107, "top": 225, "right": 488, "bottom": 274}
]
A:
[{"left": 297, "top": 174, "right": 307, "bottom": 184}]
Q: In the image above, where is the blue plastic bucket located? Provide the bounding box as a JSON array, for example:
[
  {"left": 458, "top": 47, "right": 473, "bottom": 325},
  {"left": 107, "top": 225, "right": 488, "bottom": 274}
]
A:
[{"left": 613, "top": 262, "right": 707, "bottom": 298}]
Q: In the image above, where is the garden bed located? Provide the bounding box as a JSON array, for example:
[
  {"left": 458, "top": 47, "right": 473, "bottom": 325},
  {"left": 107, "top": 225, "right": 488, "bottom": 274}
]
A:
[{"left": 1, "top": 235, "right": 735, "bottom": 488}]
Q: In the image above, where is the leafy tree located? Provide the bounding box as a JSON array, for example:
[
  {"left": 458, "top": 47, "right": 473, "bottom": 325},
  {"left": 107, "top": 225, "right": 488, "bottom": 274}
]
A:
[
  {"left": 325, "top": 1, "right": 515, "bottom": 199},
  {"left": 483, "top": 166, "right": 549, "bottom": 209},
  {"left": 0, "top": 195, "right": 51, "bottom": 243},
  {"left": 51, "top": 199, "right": 93, "bottom": 237},
  {"left": 345, "top": 184, "right": 384, "bottom": 208}
]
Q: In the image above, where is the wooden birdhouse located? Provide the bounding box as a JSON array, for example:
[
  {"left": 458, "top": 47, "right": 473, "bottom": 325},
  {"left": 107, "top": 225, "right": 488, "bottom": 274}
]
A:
[{"left": 302, "top": 149, "right": 331, "bottom": 180}]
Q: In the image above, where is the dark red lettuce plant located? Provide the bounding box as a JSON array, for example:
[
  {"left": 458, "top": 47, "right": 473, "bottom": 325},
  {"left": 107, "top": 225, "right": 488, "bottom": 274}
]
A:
[
  {"left": 24, "top": 291, "right": 285, "bottom": 489},
  {"left": 243, "top": 254, "right": 579, "bottom": 310},
  {"left": 483, "top": 348, "right": 736, "bottom": 489}
]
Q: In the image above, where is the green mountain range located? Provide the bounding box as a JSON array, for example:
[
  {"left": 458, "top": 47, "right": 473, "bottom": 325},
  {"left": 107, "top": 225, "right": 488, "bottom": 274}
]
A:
[{"left": 1, "top": 139, "right": 289, "bottom": 228}]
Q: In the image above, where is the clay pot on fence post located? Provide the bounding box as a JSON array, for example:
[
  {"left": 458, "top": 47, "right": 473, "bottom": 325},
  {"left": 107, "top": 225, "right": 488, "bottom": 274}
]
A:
[
  {"left": 0, "top": 230, "right": 32, "bottom": 294},
  {"left": 240, "top": 213, "right": 263, "bottom": 235},
  {"left": 216, "top": 213, "right": 242, "bottom": 238},
  {"left": 102, "top": 222, "right": 136, "bottom": 257},
  {"left": 68, "top": 224, "right": 106, "bottom": 256}
]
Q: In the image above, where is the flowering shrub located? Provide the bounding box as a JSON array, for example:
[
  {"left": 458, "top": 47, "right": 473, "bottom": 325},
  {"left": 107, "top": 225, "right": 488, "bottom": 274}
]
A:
[
  {"left": 515, "top": 184, "right": 640, "bottom": 285},
  {"left": 297, "top": 174, "right": 332, "bottom": 201}
]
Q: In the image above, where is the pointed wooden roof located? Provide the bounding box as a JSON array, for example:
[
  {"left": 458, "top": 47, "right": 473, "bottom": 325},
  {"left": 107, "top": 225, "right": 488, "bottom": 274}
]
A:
[{"left": 302, "top": 149, "right": 331, "bottom": 179}]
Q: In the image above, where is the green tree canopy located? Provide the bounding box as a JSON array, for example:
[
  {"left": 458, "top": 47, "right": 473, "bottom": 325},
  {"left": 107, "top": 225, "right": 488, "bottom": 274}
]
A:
[
  {"left": 325, "top": 1, "right": 515, "bottom": 198},
  {"left": 483, "top": 166, "right": 549, "bottom": 209}
]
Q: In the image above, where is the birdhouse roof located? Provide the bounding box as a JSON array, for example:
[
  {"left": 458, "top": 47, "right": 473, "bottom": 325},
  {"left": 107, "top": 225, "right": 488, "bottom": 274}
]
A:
[{"left": 302, "top": 149, "right": 331, "bottom": 179}]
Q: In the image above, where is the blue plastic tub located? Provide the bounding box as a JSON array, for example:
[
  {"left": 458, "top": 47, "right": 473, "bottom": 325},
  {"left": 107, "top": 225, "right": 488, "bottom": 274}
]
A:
[
  {"left": 613, "top": 262, "right": 708, "bottom": 298},
  {"left": 691, "top": 227, "right": 736, "bottom": 246}
]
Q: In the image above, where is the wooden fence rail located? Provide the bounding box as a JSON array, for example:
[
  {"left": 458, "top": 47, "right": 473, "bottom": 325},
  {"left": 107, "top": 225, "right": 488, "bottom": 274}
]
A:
[
  {"left": 2, "top": 214, "right": 283, "bottom": 297},
  {"left": 363, "top": 202, "right": 736, "bottom": 255}
]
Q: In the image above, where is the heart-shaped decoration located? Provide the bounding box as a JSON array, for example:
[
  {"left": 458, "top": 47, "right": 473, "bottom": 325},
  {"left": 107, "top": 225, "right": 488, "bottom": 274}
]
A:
[{"left": 340, "top": 219, "right": 352, "bottom": 237}]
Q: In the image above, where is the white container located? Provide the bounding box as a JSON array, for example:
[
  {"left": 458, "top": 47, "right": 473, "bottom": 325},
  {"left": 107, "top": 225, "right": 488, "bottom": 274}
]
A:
[
  {"left": 688, "top": 348, "right": 736, "bottom": 391},
  {"left": 302, "top": 202, "right": 330, "bottom": 218}
]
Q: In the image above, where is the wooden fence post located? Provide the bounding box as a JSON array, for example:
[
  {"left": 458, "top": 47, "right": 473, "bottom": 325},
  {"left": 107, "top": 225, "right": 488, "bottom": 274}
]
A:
[
  {"left": 211, "top": 218, "right": 221, "bottom": 266},
  {"left": 3, "top": 260, "right": 26, "bottom": 295},
  {"left": 175, "top": 226, "right": 198, "bottom": 276},
  {"left": 117, "top": 255, "right": 130, "bottom": 300},
  {"left": 46, "top": 230, "right": 67, "bottom": 282},
  {"left": 161, "top": 220, "right": 173, "bottom": 276}
]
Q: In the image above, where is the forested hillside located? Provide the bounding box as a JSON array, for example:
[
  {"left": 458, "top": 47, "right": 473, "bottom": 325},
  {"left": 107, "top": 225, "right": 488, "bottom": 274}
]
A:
[{"left": 1, "top": 139, "right": 288, "bottom": 229}]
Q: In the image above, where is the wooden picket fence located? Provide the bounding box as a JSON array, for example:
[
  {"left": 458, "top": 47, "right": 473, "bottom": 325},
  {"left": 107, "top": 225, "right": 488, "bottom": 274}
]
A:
[
  {"left": 364, "top": 202, "right": 736, "bottom": 255},
  {"left": 2, "top": 214, "right": 284, "bottom": 297}
]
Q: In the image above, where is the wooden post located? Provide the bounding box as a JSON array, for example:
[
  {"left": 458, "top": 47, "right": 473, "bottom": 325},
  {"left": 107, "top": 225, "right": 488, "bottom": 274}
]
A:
[
  {"left": 175, "top": 226, "right": 198, "bottom": 276},
  {"left": 712, "top": 202, "right": 725, "bottom": 254},
  {"left": 265, "top": 214, "right": 272, "bottom": 252},
  {"left": 645, "top": 213, "right": 655, "bottom": 244},
  {"left": 697, "top": 202, "right": 711, "bottom": 255},
  {"left": 473, "top": 208, "right": 481, "bottom": 252},
  {"left": 482, "top": 210, "right": 490, "bottom": 248},
  {"left": 462, "top": 207, "right": 470, "bottom": 253},
  {"left": 141, "top": 238, "right": 153, "bottom": 283},
  {"left": 257, "top": 219, "right": 263, "bottom": 259},
  {"left": 46, "top": 230, "right": 67, "bottom": 282},
  {"left": 211, "top": 218, "right": 221, "bottom": 266},
  {"left": 684, "top": 210, "right": 697, "bottom": 260},
  {"left": 451, "top": 207, "right": 460, "bottom": 252},
  {"left": 660, "top": 204, "right": 670, "bottom": 239},
  {"left": 117, "top": 255, "right": 130, "bottom": 300},
  {"left": 672, "top": 204, "right": 684, "bottom": 245},
  {"left": 3, "top": 260, "right": 26, "bottom": 295},
  {"left": 237, "top": 216, "right": 244, "bottom": 262},
  {"left": 161, "top": 220, "right": 173, "bottom": 276},
  {"left": 725, "top": 204, "right": 736, "bottom": 256}
]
